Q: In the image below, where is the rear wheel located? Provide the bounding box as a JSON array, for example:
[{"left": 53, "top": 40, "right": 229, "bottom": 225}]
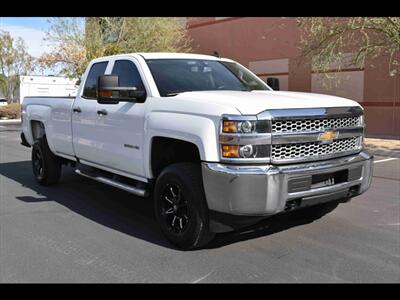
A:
[
  {"left": 32, "top": 137, "right": 62, "bottom": 186},
  {"left": 154, "top": 163, "right": 215, "bottom": 250}
]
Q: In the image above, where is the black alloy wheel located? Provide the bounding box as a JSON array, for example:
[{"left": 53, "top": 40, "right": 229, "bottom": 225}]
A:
[
  {"left": 32, "top": 146, "right": 45, "bottom": 181},
  {"left": 31, "top": 137, "right": 62, "bottom": 186},
  {"left": 154, "top": 163, "right": 215, "bottom": 250},
  {"left": 160, "top": 183, "right": 190, "bottom": 234}
]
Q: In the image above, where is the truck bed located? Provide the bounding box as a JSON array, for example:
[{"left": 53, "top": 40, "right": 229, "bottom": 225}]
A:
[{"left": 22, "top": 96, "right": 76, "bottom": 159}]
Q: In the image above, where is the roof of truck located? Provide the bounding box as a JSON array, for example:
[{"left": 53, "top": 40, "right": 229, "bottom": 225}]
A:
[
  {"left": 137, "top": 52, "right": 222, "bottom": 61},
  {"left": 88, "top": 52, "right": 235, "bottom": 65}
]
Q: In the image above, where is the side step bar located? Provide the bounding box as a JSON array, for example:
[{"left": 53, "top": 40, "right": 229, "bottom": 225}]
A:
[{"left": 75, "top": 169, "right": 148, "bottom": 197}]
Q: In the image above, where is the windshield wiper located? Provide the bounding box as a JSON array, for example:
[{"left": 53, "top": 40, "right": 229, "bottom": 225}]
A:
[
  {"left": 165, "top": 92, "right": 180, "bottom": 97},
  {"left": 165, "top": 89, "right": 250, "bottom": 96}
]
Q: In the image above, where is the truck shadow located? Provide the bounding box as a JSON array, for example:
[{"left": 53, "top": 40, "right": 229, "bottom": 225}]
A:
[
  {"left": 0, "top": 160, "right": 333, "bottom": 250},
  {"left": 206, "top": 211, "right": 331, "bottom": 249}
]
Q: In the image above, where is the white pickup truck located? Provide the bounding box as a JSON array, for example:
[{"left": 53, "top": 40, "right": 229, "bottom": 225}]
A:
[{"left": 21, "top": 53, "right": 373, "bottom": 249}]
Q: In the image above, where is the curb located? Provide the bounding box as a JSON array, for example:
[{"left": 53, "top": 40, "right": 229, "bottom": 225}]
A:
[
  {"left": 0, "top": 119, "right": 21, "bottom": 125},
  {"left": 365, "top": 148, "right": 400, "bottom": 158}
]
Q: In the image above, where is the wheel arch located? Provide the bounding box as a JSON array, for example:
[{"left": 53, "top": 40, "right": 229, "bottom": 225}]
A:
[
  {"left": 30, "top": 120, "right": 46, "bottom": 141},
  {"left": 143, "top": 112, "right": 220, "bottom": 179},
  {"left": 149, "top": 136, "right": 202, "bottom": 179}
]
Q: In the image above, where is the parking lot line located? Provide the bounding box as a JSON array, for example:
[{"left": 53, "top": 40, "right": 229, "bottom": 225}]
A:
[{"left": 374, "top": 158, "right": 399, "bottom": 164}]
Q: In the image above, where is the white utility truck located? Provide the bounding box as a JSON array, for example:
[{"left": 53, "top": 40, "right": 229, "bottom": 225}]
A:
[
  {"left": 21, "top": 53, "right": 373, "bottom": 249},
  {"left": 19, "top": 75, "right": 78, "bottom": 104}
]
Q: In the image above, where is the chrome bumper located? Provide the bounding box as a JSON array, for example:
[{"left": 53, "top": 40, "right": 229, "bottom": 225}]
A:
[{"left": 202, "top": 151, "right": 373, "bottom": 216}]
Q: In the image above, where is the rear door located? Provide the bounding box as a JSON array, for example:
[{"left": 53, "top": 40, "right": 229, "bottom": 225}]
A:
[{"left": 72, "top": 61, "right": 108, "bottom": 162}]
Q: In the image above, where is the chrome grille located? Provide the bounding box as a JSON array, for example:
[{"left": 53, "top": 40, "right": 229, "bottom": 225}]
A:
[
  {"left": 272, "top": 116, "right": 361, "bottom": 133},
  {"left": 271, "top": 137, "right": 362, "bottom": 161}
]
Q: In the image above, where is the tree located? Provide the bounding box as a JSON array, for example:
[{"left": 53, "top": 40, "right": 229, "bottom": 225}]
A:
[
  {"left": 39, "top": 17, "right": 192, "bottom": 79},
  {"left": 0, "top": 30, "right": 35, "bottom": 102},
  {"left": 0, "top": 74, "right": 7, "bottom": 98},
  {"left": 298, "top": 17, "right": 400, "bottom": 82},
  {"left": 38, "top": 18, "right": 87, "bottom": 80}
]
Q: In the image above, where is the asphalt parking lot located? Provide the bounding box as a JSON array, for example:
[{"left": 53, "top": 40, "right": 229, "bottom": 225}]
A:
[{"left": 0, "top": 126, "right": 399, "bottom": 283}]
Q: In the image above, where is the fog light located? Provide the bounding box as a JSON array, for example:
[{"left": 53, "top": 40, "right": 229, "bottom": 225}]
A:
[{"left": 239, "top": 145, "right": 254, "bottom": 158}]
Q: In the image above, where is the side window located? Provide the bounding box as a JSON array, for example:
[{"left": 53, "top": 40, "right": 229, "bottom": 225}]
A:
[
  {"left": 111, "top": 60, "right": 145, "bottom": 90},
  {"left": 82, "top": 62, "right": 108, "bottom": 98}
]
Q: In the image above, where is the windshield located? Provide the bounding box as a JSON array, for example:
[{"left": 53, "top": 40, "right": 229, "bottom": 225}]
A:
[{"left": 145, "top": 59, "right": 270, "bottom": 97}]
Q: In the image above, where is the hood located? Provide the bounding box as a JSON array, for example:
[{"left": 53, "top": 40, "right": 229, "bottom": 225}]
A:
[{"left": 173, "top": 90, "right": 361, "bottom": 115}]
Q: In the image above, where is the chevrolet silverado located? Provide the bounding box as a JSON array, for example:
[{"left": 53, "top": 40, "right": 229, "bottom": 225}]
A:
[{"left": 21, "top": 53, "right": 373, "bottom": 249}]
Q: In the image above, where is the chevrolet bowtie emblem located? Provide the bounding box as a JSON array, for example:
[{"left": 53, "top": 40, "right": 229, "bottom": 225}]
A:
[{"left": 318, "top": 131, "right": 338, "bottom": 143}]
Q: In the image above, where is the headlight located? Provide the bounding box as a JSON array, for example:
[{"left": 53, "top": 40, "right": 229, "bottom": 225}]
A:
[
  {"left": 221, "top": 144, "right": 257, "bottom": 158},
  {"left": 220, "top": 115, "right": 271, "bottom": 161},
  {"left": 222, "top": 120, "right": 256, "bottom": 134}
]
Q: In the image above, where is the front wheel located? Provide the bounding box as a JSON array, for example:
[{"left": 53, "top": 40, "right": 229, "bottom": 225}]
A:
[{"left": 154, "top": 163, "right": 215, "bottom": 250}]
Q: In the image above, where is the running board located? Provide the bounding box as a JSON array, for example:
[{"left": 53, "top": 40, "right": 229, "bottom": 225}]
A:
[{"left": 75, "top": 169, "right": 148, "bottom": 197}]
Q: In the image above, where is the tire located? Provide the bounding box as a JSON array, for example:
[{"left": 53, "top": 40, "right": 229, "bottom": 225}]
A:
[
  {"left": 154, "top": 162, "right": 215, "bottom": 250},
  {"left": 31, "top": 137, "right": 62, "bottom": 186}
]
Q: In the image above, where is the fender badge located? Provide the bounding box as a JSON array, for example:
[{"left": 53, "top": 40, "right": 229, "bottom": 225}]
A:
[{"left": 318, "top": 131, "right": 338, "bottom": 143}]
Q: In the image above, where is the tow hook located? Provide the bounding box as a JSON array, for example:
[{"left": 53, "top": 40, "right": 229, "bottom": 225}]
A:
[{"left": 284, "top": 199, "right": 301, "bottom": 211}]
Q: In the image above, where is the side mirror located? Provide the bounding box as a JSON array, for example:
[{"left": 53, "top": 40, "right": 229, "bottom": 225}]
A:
[
  {"left": 97, "top": 75, "right": 146, "bottom": 104},
  {"left": 266, "top": 77, "right": 280, "bottom": 91}
]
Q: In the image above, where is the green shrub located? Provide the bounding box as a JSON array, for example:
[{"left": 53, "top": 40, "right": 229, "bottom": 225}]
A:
[{"left": 0, "top": 103, "right": 21, "bottom": 119}]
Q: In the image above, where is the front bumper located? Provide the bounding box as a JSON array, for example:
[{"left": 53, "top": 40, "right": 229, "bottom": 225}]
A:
[{"left": 202, "top": 151, "right": 373, "bottom": 216}]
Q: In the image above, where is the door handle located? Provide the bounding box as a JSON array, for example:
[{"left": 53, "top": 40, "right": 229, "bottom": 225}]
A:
[
  {"left": 73, "top": 107, "right": 82, "bottom": 113},
  {"left": 97, "top": 109, "right": 108, "bottom": 116}
]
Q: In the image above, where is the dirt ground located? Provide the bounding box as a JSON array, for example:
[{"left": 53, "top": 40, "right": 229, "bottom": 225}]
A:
[{"left": 364, "top": 138, "right": 400, "bottom": 157}]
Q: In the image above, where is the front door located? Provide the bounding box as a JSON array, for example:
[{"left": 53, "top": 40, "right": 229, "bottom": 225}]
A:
[{"left": 94, "top": 59, "right": 147, "bottom": 179}]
